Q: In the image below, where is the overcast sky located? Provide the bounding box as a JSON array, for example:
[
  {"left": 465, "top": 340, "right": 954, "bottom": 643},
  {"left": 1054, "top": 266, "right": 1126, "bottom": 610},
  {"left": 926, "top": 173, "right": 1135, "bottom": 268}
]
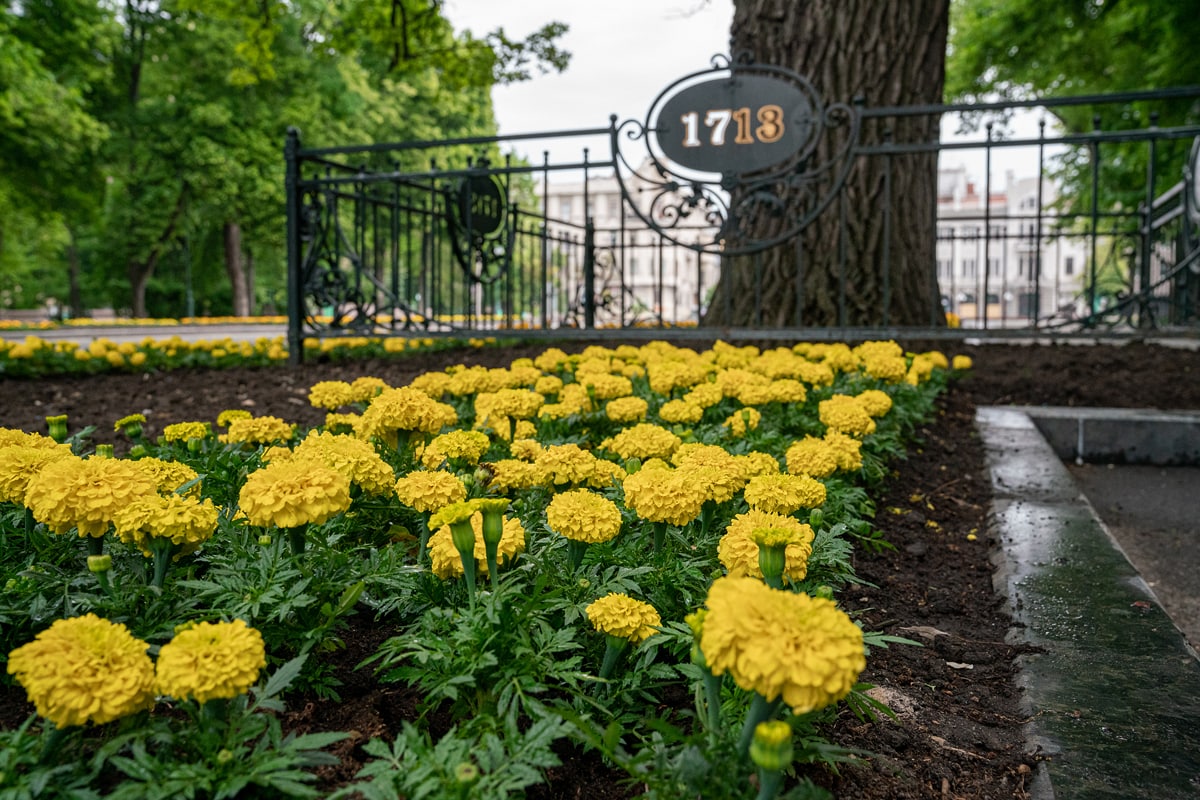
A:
[
  {"left": 444, "top": 0, "right": 735, "bottom": 164},
  {"left": 442, "top": 1, "right": 1048, "bottom": 184}
]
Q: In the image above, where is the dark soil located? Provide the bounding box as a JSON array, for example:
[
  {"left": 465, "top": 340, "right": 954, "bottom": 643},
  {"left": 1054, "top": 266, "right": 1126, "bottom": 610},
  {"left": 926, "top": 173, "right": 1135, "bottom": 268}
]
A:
[{"left": 2, "top": 337, "right": 1199, "bottom": 799}]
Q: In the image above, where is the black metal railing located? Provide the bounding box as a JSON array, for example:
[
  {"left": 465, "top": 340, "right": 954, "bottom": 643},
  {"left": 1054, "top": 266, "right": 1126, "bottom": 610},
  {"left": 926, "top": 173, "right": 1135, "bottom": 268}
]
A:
[{"left": 285, "top": 82, "right": 1200, "bottom": 362}]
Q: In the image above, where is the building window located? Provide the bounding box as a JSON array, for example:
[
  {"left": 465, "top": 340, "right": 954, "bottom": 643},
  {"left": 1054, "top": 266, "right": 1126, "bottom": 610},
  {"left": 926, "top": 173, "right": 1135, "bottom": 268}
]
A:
[
  {"left": 988, "top": 258, "right": 1000, "bottom": 276},
  {"left": 1064, "top": 256, "right": 1075, "bottom": 276},
  {"left": 559, "top": 198, "right": 572, "bottom": 219},
  {"left": 963, "top": 259, "right": 977, "bottom": 278}
]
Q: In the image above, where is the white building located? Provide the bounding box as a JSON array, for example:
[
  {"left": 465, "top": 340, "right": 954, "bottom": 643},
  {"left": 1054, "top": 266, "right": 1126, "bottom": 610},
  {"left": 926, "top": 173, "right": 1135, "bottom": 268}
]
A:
[
  {"left": 538, "top": 163, "right": 1089, "bottom": 328},
  {"left": 936, "top": 166, "right": 1088, "bottom": 327}
]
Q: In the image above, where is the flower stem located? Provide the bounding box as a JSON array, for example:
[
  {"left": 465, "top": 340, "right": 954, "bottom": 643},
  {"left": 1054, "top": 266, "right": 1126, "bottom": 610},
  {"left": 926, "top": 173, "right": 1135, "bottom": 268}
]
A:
[
  {"left": 416, "top": 517, "right": 431, "bottom": 564},
  {"left": 755, "top": 768, "right": 785, "bottom": 800},
  {"left": 150, "top": 539, "right": 176, "bottom": 589},
  {"left": 737, "top": 694, "right": 784, "bottom": 757},
  {"left": 566, "top": 539, "right": 589, "bottom": 572},
  {"left": 86, "top": 536, "right": 104, "bottom": 558},
  {"left": 652, "top": 521, "right": 667, "bottom": 553},
  {"left": 286, "top": 525, "right": 307, "bottom": 556},
  {"left": 599, "top": 635, "right": 628, "bottom": 680},
  {"left": 38, "top": 724, "right": 70, "bottom": 765},
  {"left": 700, "top": 667, "right": 723, "bottom": 736}
]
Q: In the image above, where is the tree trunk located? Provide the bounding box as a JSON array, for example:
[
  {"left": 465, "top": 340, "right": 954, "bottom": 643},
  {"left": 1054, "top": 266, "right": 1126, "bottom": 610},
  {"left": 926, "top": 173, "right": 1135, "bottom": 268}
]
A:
[
  {"left": 704, "top": 0, "right": 949, "bottom": 327},
  {"left": 245, "top": 247, "right": 256, "bottom": 315},
  {"left": 224, "top": 221, "right": 251, "bottom": 316},
  {"left": 128, "top": 253, "right": 158, "bottom": 318}
]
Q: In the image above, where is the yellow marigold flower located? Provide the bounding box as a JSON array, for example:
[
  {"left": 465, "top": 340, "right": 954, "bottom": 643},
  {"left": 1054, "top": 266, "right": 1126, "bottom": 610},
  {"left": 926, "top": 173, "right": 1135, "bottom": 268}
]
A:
[
  {"left": 224, "top": 415, "right": 296, "bottom": 445},
  {"left": 162, "top": 421, "right": 211, "bottom": 443},
  {"left": 785, "top": 437, "right": 839, "bottom": 479},
  {"left": 237, "top": 460, "right": 351, "bottom": 529},
  {"left": 586, "top": 593, "right": 660, "bottom": 644},
  {"left": 350, "top": 376, "right": 390, "bottom": 403},
  {"left": 133, "top": 457, "right": 201, "bottom": 497},
  {"left": 7, "top": 614, "right": 155, "bottom": 728},
  {"left": 861, "top": 355, "right": 907, "bottom": 383},
  {"left": 952, "top": 354, "right": 973, "bottom": 370},
  {"left": 113, "top": 413, "right": 146, "bottom": 434},
  {"left": 658, "top": 398, "right": 703, "bottom": 424},
  {"left": 395, "top": 470, "right": 467, "bottom": 513},
  {"left": 581, "top": 373, "right": 634, "bottom": 400},
  {"left": 588, "top": 459, "right": 627, "bottom": 490},
  {"left": 923, "top": 350, "right": 950, "bottom": 370},
  {"left": 604, "top": 423, "right": 681, "bottom": 461},
  {"left": 546, "top": 489, "right": 623, "bottom": 544},
  {"left": 698, "top": 576, "right": 865, "bottom": 714},
  {"left": 155, "top": 619, "right": 266, "bottom": 705},
  {"left": 308, "top": 380, "right": 357, "bottom": 410},
  {"left": 421, "top": 430, "right": 491, "bottom": 470},
  {"left": 216, "top": 409, "right": 252, "bottom": 428},
  {"left": 647, "top": 360, "right": 707, "bottom": 395},
  {"left": 766, "top": 379, "right": 808, "bottom": 404},
  {"left": 824, "top": 431, "right": 864, "bottom": 472},
  {"left": 324, "top": 412, "right": 360, "bottom": 434},
  {"left": 485, "top": 459, "right": 540, "bottom": 492},
  {"left": 719, "top": 509, "right": 814, "bottom": 581},
  {"left": 738, "top": 451, "right": 782, "bottom": 477},
  {"left": 476, "top": 388, "right": 545, "bottom": 422},
  {"left": 24, "top": 456, "right": 157, "bottom": 537},
  {"left": 533, "top": 347, "right": 570, "bottom": 372},
  {"left": 744, "top": 473, "right": 826, "bottom": 514},
  {"left": 605, "top": 396, "right": 649, "bottom": 424},
  {"left": 621, "top": 466, "right": 707, "bottom": 526},
  {"left": 359, "top": 386, "right": 458, "bottom": 443},
  {"left": 112, "top": 493, "right": 219, "bottom": 557},
  {"left": 855, "top": 389, "right": 893, "bottom": 418},
  {"left": 908, "top": 353, "right": 937, "bottom": 383},
  {"left": 509, "top": 438, "right": 545, "bottom": 462},
  {"left": 818, "top": 395, "right": 876, "bottom": 437},
  {"left": 289, "top": 431, "right": 395, "bottom": 494},
  {"left": 0, "top": 444, "right": 73, "bottom": 504},
  {"left": 723, "top": 407, "right": 762, "bottom": 437},
  {"left": 682, "top": 382, "right": 724, "bottom": 409},
  {"left": 0, "top": 428, "right": 65, "bottom": 451},
  {"left": 534, "top": 375, "right": 564, "bottom": 396},
  {"left": 853, "top": 340, "right": 903, "bottom": 361},
  {"left": 513, "top": 420, "right": 537, "bottom": 439},
  {"left": 427, "top": 510, "right": 525, "bottom": 578},
  {"left": 534, "top": 443, "right": 601, "bottom": 487}
]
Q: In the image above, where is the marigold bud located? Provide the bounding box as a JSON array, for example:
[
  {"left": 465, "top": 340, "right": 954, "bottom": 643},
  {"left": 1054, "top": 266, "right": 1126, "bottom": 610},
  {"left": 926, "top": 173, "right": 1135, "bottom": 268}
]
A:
[
  {"left": 87, "top": 554, "right": 112, "bottom": 574},
  {"left": 749, "top": 720, "right": 794, "bottom": 771}
]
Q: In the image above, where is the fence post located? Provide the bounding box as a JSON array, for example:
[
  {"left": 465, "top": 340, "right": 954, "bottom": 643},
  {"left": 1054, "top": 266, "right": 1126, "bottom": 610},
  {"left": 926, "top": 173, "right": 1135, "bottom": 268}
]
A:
[
  {"left": 284, "top": 127, "right": 304, "bottom": 366},
  {"left": 584, "top": 217, "right": 596, "bottom": 329}
]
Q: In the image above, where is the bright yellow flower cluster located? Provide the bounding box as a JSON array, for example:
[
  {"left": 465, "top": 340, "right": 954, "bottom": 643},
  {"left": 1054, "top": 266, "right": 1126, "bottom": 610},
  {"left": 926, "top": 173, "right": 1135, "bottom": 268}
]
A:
[
  {"left": 697, "top": 576, "right": 865, "bottom": 714},
  {"left": 133, "top": 457, "right": 201, "bottom": 497},
  {"left": 275, "top": 431, "right": 396, "bottom": 495},
  {"left": 744, "top": 473, "right": 826, "bottom": 514},
  {"left": 604, "top": 396, "right": 649, "bottom": 424},
  {"left": 308, "top": 380, "right": 358, "bottom": 410},
  {"left": 723, "top": 407, "right": 762, "bottom": 437},
  {"left": 535, "top": 443, "right": 624, "bottom": 489},
  {"left": 952, "top": 354, "right": 973, "bottom": 370},
  {"left": 658, "top": 398, "right": 704, "bottom": 424},
  {"left": 580, "top": 373, "right": 634, "bottom": 400},
  {"left": 823, "top": 431, "right": 864, "bottom": 471},
  {"left": 394, "top": 470, "right": 468, "bottom": 513},
  {"left": 216, "top": 409, "right": 253, "bottom": 428},
  {"left": 155, "top": 619, "right": 266, "bottom": 704},
  {"left": 785, "top": 437, "right": 839, "bottom": 479},
  {"left": 621, "top": 463, "right": 708, "bottom": 526},
  {"left": 818, "top": 395, "right": 877, "bottom": 437},
  {"left": 162, "top": 421, "right": 211, "bottom": 443},
  {"left": 602, "top": 423, "right": 681, "bottom": 461},
  {"left": 223, "top": 415, "right": 296, "bottom": 445},
  {"left": 546, "top": 489, "right": 623, "bottom": 544},
  {"left": 0, "top": 444, "right": 73, "bottom": 504},
  {"left": 585, "top": 593, "right": 661, "bottom": 644},
  {"left": 427, "top": 510, "right": 526, "bottom": 579},
  {"left": 112, "top": 493, "right": 219, "bottom": 557},
  {"left": 718, "top": 510, "right": 814, "bottom": 581},
  {"left": 7, "top": 614, "right": 156, "bottom": 728},
  {"left": 358, "top": 386, "right": 458, "bottom": 443},
  {"left": 24, "top": 456, "right": 157, "bottom": 537},
  {"left": 855, "top": 389, "right": 893, "bottom": 418},
  {"left": 237, "top": 460, "right": 351, "bottom": 529},
  {"left": 421, "top": 430, "right": 491, "bottom": 470}
]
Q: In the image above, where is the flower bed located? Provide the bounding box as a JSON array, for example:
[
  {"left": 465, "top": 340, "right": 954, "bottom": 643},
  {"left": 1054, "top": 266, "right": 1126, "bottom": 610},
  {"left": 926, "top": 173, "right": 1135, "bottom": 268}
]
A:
[{"left": 0, "top": 339, "right": 972, "bottom": 799}]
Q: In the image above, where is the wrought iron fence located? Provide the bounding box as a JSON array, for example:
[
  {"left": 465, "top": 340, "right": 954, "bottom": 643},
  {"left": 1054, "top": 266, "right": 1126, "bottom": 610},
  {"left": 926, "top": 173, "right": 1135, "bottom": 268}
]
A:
[{"left": 285, "top": 72, "right": 1200, "bottom": 362}]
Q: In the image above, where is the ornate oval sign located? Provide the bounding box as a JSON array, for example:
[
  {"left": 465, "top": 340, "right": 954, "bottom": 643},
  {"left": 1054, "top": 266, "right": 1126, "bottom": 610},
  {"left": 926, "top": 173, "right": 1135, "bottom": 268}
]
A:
[
  {"left": 652, "top": 73, "right": 814, "bottom": 176},
  {"left": 454, "top": 175, "right": 505, "bottom": 236}
]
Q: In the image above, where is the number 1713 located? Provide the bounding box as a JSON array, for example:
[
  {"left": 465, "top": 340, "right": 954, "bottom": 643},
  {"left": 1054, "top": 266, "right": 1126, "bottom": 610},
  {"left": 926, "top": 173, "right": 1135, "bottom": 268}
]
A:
[{"left": 680, "top": 105, "right": 785, "bottom": 147}]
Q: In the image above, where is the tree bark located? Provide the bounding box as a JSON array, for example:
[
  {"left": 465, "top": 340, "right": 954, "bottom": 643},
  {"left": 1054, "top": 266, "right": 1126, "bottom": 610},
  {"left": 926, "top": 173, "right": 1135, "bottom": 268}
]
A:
[
  {"left": 224, "top": 221, "right": 251, "bottom": 317},
  {"left": 67, "top": 227, "right": 84, "bottom": 318},
  {"left": 704, "top": 0, "right": 949, "bottom": 327}
]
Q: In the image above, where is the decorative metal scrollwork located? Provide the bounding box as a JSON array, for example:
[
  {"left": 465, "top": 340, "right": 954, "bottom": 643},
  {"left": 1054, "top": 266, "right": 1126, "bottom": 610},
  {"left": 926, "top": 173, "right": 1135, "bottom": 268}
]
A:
[
  {"left": 445, "top": 167, "right": 514, "bottom": 285},
  {"left": 610, "top": 52, "right": 861, "bottom": 255}
]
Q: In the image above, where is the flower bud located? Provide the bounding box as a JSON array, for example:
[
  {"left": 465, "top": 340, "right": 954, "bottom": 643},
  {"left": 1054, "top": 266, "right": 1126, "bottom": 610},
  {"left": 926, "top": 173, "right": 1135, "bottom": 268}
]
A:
[
  {"left": 94, "top": 444, "right": 114, "bottom": 459},
  {"left": 814, "top": 585, "right": 835, "bottom": 600},
  {"left": 45, "top": 415, "right": 68, "bottom": 443},
  {"left": 749, "top": 720, "right": 794, "bottom": 772},
  {"left": 129, "top": 444, "right": 149, "bottom": 459},
  {"left": 454, "top": 762, "right": 480, "bottom": 785},
  {"left": 808, "top": 508, "right": 825, "bottom": 529},
  {"left": 257, "top": 534, "right": 272, "bottom": 546},
  {"left": 87, "top": 554, "right": 112, "bottom": 574}
]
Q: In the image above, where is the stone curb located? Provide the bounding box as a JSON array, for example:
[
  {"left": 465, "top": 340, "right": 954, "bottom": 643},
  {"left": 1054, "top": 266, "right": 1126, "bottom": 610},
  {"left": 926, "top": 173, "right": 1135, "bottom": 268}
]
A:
[{"left": 978, "top": 407, "right": 1200, "bottom": 800}]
